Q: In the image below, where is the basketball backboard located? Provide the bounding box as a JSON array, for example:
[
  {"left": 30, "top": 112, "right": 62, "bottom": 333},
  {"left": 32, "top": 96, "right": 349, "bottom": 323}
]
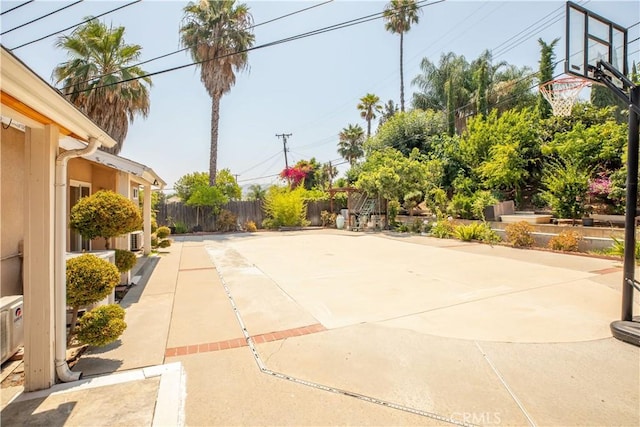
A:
[{"left": 565, "top": 1, "right": 627, "bottom": 84}]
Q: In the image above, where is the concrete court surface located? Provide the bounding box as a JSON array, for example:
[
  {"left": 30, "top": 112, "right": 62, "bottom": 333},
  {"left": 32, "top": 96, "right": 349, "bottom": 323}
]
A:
[
  {"left": 202, "top": 230, "right": 639, "bottom": 426},
  {"left": 2, "top": 229, "right": 639, "bottom": 426}
]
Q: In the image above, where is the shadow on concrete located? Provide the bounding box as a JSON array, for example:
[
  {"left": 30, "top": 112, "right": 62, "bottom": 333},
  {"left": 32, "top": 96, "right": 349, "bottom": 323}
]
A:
[
  {"left": 121, "top": 256, "right": 160, "bottom": 309},
  {"left": 1, "top": 399, "right": 76, "bottom": 426},
  {"left": 71, "top": 356, "right": 123, "bottom": 376}
]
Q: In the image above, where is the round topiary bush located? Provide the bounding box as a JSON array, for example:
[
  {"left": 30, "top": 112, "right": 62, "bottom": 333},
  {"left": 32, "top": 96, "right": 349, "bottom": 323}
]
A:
[
  {"left": 76, "top": 304, "right": 127, "bottom": 347},
  {"left": 114, "top": 249, "right": 137, "bottom": 273},
  {"left": 157, "top": 239, "right": 171, "bottom": 248},
  {"left": 156, "top": 226, "right": 171, "bottom": 239},
  {"left": 66, "top": 254, "right": 120, "bottom": 308},
  {"left": 69, "top": 190, "right": 142, "bottom": 249}
]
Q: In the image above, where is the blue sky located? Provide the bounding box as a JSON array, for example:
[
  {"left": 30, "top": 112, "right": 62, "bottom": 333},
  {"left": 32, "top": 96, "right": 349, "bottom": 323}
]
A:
[{"left": 2, "top": 1, "right": 639, "bottom": 192}]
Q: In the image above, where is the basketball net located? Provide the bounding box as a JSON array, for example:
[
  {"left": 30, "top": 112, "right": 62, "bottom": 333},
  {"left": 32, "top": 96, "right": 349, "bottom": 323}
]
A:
[{"left": 539, "top": 77, "right": 591, "bottom": 116}]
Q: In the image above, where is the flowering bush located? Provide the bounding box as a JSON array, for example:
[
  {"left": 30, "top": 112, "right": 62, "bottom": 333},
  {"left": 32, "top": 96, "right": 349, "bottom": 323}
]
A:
[
  {"left": 280, "top": 167, "right": 308, "bottom": 188},
  {"left": 587, "top": 175, "right": 612, "bottom": 199}
]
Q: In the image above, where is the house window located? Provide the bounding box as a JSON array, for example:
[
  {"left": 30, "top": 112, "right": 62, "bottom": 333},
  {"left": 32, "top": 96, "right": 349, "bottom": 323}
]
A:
[
  {"left": 132, "top": 187, "right": 139, "bottom": 200},
  {"left": 69, "top": 180, "right": 91, "bottom": 252}
]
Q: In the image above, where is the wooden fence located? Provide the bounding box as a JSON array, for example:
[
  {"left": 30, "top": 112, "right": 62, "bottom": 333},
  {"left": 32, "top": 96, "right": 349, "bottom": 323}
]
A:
[{"left": 157, "top": 200, "right": 336, "bottom": 232}]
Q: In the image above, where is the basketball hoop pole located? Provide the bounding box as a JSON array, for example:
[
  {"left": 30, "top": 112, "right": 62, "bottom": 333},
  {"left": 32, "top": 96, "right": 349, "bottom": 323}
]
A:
[
  {"left": 621, "top": 85, "right": 639, "bottom": 322},
  {"left": 595, "top": 60, "right": 640, "bottom": 345}
]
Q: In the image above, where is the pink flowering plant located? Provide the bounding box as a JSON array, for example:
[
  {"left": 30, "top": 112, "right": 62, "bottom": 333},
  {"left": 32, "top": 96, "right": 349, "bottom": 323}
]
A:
[{"left": 587, "top": 175, "right": 612, "bottom": 199}]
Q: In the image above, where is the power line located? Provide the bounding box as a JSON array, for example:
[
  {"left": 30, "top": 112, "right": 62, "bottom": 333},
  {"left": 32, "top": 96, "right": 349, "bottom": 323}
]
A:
[
  {"left": 253, "top": 0, "right": 334, "bottom": 29},
  {"left": 1, "top": 0, "right": 84, "bottom": 36},
  {"left": 60, "top": 0, "right": 446, "bottom": 96},
  {"left": 56, "top": 0, "right": 336, "bottom": 93},
  {"left": 1, "top": 0, "right": 34, "bottom": 16},
  {"left": 237, "top": 151, "right": 282, "bottom": 175},
  {"left": 10, "top": 0, "right": 142, "bottom": 50}
]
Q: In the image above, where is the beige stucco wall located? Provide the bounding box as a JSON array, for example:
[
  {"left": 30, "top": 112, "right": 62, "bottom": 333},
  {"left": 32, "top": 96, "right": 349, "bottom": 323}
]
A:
[{"left": 1, "top": 126, "right": 25, "bottom": 297}]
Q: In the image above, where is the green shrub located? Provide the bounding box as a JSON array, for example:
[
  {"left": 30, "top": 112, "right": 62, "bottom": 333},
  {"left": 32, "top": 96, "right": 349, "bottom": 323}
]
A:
[
  {"left": 540, "top": 159, "right": 590, "bottom": 220},
  {"left": 453, "top": 222, "right": 501, "bottom": 243},
  {"left": 471, "top": 190, "right": 498, "bottom": 221},
  {"left": 410, "top": 219, "right": 423, "bottom": 233},
  {"left": 320, "top": 210, "right": 337, "bottom": 227},
  {"left": 448, "top": 193, "right": 474, "bottom": 219},
  {"left": 66, "top": 254, "right": 120, "bottom": 308},
  {"left": 262, "top": 187, "right": 310, "bottom": 229},
  {"left": 548, "top": 230, "right": 582, "bottom": 252},
  {"left": 66, "top": 254, "right": 120, "bottom": 342},
  {"left": 75, "top": 304, "right": 127, "bottom": 347},
  {"left": 215, "top": 209, "right": 237, "bottom": 232},
  {"left": 151, "top": 236, "right": 159, "bottom": 248},
  {"left": 396, "top": 223, "right": 409, "bottom": 232},
  {"left": 387, "top": 200, "right": 400, "bottom": 226},
  {"left": 156, "top": 226, "right": 171, "bottom": 239},
  {"left": 114, "top": 249, "right": 137, "bottom": 273},
  {"left": 424, "top": 188, "right": 448, "bottom": 219},
  {"left": 173, "top": 221, "right": 188, "bottom": 234},
  {"left": 244, "top": 220, "right": 258, "bottom": 232},
  {"left": 455, "top": 222, "right": 487, "bottom": 242},
  {"left": 604, "top": 237, "right": 640, "bottom": 259},
  {"left": 151, "top": 218, "right": 158, "bottom": 233},
  {"left": 505, "top": 221, "right": 535, "bottom": 247},
  {"left": 69, "top": 190, "right": 142, "bottom": 249},
  {"left": 431, "top": 219, "right": 456, "bottom": 238},
  {"left": 157, "top": 239, "right": 171, "bottom": 248}
]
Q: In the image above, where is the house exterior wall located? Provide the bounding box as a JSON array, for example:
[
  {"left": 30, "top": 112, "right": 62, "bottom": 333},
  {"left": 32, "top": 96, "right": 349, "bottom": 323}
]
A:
[{"left": 1, "top": 126, "right": 25, "bottom": 297}]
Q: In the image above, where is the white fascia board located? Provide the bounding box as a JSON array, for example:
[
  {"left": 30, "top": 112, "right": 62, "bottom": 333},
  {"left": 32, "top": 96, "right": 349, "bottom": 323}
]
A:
[
  {"left": 1, "top": 47, "right": 117, "bottom": 148},
  {"left": 60, "top": 137, "right": 166, "bottom": 189}
]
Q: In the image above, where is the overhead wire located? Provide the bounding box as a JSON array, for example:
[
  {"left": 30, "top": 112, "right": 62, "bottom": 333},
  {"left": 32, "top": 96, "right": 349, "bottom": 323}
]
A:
[
  {"left": 237, "top": 151, "right": 282, "bottom": 175},
  {"left": 57, "top": 0, "right": 336, "bottom": 92},
  {"left": 1, "top": 0, "right": 84, "bottom": 36},
  {"left": 10, "top": 0, "right": 142, "bottom": 50},
  {"left": 0, "top": 0, "right": 34, "bottom": 16},
  {"left": 62, "top": 0, "right": 446, "bottom": 97}
]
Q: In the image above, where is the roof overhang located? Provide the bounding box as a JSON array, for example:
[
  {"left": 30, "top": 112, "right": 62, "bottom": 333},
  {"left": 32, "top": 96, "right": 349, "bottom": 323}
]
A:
[
  {"left": 0, "top": 45, "right": 117, "bottom": 148},
  {"left": 60, "top": 137, "right": 166, "bottom": 189}
]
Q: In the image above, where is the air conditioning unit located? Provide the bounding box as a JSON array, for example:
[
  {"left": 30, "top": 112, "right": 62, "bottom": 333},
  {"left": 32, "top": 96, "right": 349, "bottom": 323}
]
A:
[
  {"left": 1, "top": 295, "right": 24, "bottom": 364},
  {"left": 130, "top": 231, "right": 143, "bottom": 251}
]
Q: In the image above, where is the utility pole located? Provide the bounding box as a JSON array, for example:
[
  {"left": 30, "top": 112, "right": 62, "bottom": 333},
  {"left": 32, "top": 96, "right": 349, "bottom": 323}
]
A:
[{"left": 275, "top": 133, "right": 291, "bottom": 171}]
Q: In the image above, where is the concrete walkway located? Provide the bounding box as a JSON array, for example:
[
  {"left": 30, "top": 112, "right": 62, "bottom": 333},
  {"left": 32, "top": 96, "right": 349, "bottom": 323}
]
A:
[{"left": 2, "top": 229, "right": 639, "bottom": 426}]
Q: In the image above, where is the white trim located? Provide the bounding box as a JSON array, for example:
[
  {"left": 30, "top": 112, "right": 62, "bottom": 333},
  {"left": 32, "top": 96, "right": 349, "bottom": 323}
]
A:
[{"left": 60, "top": 137, "right": 165, "bottom": 189}]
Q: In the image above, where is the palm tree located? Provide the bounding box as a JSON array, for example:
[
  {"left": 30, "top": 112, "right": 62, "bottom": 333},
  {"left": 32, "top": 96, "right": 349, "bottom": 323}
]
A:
[
  {"left": 53, "top": 19, "right": 151, "bottom": 155},
  {"left": 383, "top": 0, "right": 421, "bottom": 112},
  {"left": 180, "top": 0, "right": 255, "bottom": 186},
  {"left": 357, "top": 93, "right": 383, "bottom": 138},
  {"left": 338, "top": 124, "right": 365, "bottom": 166}
]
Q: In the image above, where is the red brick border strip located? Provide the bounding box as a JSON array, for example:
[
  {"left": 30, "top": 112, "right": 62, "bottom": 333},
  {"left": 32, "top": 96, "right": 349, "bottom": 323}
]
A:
[
  {"left": 165, "top": 323, "right": 326, "bottom": 358},
  {"left": 590, "top": 267, "right": 623, "bottom": 275}
]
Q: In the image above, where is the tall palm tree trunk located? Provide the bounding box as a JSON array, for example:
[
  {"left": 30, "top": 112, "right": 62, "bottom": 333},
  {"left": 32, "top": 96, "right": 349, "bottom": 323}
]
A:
[
  {"left": 209, "top": 94, "right": 221, "bottom": 186},
  {"left": 399, "top": 31, "right": 405, "bottom": 112},
  {"left": 367, "top": 119, "right": 371, "bottom": 138}
]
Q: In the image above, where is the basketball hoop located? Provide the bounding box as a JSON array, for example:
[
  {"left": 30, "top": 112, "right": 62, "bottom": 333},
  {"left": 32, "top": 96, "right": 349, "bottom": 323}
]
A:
[{"left": 539, "top": 77, "right": 591, "bottom": 116}]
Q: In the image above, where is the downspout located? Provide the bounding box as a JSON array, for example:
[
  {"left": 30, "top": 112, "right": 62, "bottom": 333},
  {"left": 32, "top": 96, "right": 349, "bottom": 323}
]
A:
[{"left": 54, "top": 137, "right": 101, "bottom": 382}]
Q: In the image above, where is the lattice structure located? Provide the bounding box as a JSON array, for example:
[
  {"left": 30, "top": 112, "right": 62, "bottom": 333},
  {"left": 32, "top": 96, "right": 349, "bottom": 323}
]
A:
[{"left": 539, "top": 77, "right": 591, "bottom": 116}]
